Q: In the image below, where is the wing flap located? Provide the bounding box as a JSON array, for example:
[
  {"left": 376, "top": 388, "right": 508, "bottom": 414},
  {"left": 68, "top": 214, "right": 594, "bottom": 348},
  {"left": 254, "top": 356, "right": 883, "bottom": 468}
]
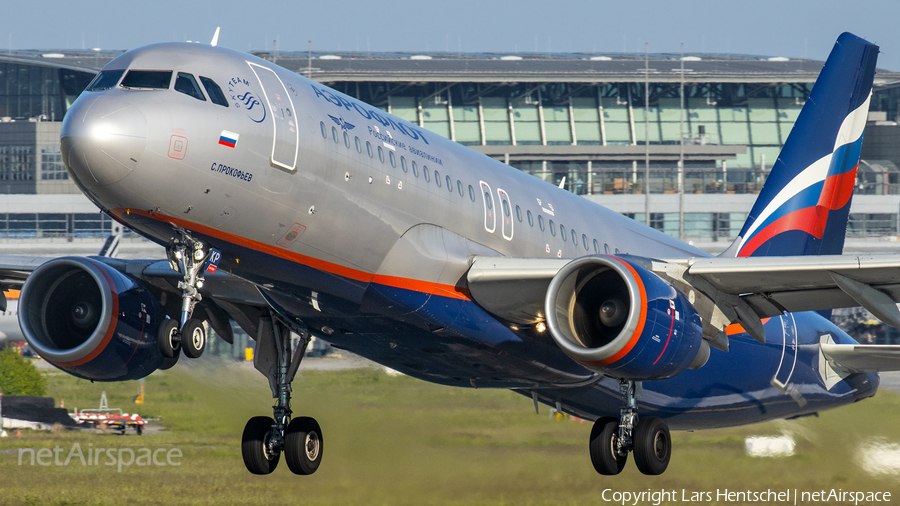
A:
[
  {"left": 820, "top": 343, "right": 900, "bottom": 373},
  {"left": 682, "top": 254, "right": 900, "bottom": 326}
]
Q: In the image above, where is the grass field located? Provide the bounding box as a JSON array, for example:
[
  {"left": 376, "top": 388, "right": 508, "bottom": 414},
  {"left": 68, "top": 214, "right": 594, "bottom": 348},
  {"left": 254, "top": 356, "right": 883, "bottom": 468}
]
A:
[{"left": 3, "top": 358, "right": 900, "bottom": 505}]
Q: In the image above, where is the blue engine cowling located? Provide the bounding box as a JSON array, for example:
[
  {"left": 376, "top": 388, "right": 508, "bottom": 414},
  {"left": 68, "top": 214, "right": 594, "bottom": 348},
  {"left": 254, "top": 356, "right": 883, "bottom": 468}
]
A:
[
  {"left": 545, "top": 255, "right": 706, "bottom": 380},
  {"left": 18, "top": 256, "right": 166, "bottom": 381}
]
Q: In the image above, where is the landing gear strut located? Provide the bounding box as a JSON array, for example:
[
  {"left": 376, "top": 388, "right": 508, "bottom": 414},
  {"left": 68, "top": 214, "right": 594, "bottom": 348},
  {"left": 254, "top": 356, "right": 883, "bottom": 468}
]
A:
[
  {"left": 157, "top": 233, "right": 219, "bottom": 360},
  {"left": 241, "top": 313, "right": 322, "bottom": 475},
  {"left": 589, "top": 379, "right": 671, "bottom": 476}
]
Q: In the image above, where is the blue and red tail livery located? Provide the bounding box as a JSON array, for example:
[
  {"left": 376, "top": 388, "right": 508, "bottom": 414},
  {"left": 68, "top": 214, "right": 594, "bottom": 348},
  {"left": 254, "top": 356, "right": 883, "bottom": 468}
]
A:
[{"left": 734, "top": 33, "right": 878, "bottom": 257}]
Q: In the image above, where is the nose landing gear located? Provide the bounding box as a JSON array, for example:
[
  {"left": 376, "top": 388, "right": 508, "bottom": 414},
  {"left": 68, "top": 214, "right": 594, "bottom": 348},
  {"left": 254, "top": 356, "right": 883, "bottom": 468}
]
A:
[
  {"left": 589, "top": 379, "right": 671, "bottom": 476},
  {"left": 241, "top": 313, "right": 323, "bottom": 475},
  {"left": 156, "top": 233, "right": 220, "bottom": 361}
]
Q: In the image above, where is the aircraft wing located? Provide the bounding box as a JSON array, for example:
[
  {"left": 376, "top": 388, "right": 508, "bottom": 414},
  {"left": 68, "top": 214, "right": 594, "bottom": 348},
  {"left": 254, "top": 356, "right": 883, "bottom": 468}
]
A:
[
  {"left": 820, "top": 343, "right": 900, "bottom": 373},
  {"left": 467, "top": 254, "right": 900, "bottom": 340},
  {"left": 0, "top": 255, "right": 59, "bottom": 289},
  {"left": 0, "top": 255, "right": 267, "bottom": 340},
  {"left": 680, "top": 254, "right": 900, "bottom": 326}
]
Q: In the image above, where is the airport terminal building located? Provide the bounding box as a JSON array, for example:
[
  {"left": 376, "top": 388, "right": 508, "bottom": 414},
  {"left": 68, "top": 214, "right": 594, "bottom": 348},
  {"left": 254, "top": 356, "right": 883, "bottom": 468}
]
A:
[{"left": 2, "top": 47, "right": 900, "bottom": 253}]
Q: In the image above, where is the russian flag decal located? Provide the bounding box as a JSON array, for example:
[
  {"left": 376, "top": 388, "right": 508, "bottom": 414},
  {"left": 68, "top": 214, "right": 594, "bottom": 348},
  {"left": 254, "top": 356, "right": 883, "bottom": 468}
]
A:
[{"left": 218, "top": 130, "right": 239, "bottom": 148}]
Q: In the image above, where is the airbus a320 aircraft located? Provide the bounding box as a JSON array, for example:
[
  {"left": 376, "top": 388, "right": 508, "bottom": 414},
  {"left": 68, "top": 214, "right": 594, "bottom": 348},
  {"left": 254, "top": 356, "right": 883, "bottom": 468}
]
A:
[{"left": 7, "top": 32, "right": 900, "bottom": 476}]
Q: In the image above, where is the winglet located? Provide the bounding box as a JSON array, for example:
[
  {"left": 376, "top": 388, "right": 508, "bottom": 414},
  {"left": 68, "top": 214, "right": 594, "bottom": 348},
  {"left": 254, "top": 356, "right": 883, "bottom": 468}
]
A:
[{"left": 210, "top": 27, "right": 220, "bottom": 47}]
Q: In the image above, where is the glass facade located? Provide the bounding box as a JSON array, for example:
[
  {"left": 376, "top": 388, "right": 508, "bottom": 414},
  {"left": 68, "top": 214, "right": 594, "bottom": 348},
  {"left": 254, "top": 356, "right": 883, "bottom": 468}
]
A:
[
  {"left": 0, "top": 62, "right": 93, "bottom": 120},
  {"left": 0, "top": 212, "right": 130, "bottom": 238}
]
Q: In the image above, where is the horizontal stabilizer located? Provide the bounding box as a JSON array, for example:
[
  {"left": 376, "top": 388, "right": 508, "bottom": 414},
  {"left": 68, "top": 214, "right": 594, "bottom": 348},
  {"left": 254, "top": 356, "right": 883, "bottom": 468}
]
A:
[{"left": 820, "top": 343, "right": 900, "bottom": 373}]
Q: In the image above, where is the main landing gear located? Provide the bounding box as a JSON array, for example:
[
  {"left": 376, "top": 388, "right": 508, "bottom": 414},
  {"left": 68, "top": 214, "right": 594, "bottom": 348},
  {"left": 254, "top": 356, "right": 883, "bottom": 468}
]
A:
[
  {"left": 241, "top": 313, "right": 323, "bottom": 475},
  {"left": 589, "top": 379, "right": 671, "bottom": 476},
  {"left": 157, "top": 234, "right": 218, "bottom": 362}
]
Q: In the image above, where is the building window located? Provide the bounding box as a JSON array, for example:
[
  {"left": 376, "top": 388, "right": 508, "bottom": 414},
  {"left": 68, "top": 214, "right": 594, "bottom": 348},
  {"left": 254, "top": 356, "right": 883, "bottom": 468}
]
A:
[
  {"left": 0, "top": 146, "right": 35, "bottom": 183},
  {"left": 40, "top": 145, "right": 67, "bottom": 180}
]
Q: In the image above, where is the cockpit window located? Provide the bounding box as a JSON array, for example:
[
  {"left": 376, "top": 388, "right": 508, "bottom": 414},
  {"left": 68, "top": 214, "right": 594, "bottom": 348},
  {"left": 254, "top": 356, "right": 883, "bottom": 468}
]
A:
[
  {"left": 86, "top": 70, "right": 125, "bottom": 91},
  {"left": 199, "top": 76, "right": 229, "bottom": 107},
  {"left": 120, "top": 70, "right": 172, "bottom": 89},
  {"left": 174, "top": 73, "right": 206, "bottom": 101}
]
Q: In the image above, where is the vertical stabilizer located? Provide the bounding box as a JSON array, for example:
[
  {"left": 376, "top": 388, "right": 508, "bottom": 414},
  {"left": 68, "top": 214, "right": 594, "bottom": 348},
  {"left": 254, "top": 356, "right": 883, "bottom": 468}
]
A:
[{"left": 729, "top": 33, "right": 878, "bottom": 258}]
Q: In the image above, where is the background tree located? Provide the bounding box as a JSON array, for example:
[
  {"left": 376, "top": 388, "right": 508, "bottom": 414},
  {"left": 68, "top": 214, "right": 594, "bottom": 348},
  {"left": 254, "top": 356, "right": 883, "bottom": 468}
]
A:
[{"left": 0, "top": 348, "right": 46, "bottom": 396}]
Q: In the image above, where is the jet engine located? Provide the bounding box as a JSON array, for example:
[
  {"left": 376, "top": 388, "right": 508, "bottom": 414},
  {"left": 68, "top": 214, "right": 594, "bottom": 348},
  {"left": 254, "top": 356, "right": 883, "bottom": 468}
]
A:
[
  {"left": 19, "top": 257, "right": 167, "bottom": 381},
  {"left": 545, "top": 256, "right": 706, "bottom": 380}
]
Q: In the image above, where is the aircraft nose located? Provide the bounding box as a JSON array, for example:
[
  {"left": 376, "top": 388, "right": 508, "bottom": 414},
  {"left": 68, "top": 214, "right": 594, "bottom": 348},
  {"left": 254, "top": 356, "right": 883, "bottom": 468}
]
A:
[{"left": 61, "top": 95, "right": 147, "bottom": 187}]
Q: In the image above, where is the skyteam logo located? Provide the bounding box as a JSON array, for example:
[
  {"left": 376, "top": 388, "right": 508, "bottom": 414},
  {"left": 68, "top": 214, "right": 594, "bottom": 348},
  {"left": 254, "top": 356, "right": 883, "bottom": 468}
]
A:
[
  {"left": 328, "top": 115, "right": 355, "bottom": 131},
  {"left": 227, "top": 77, "right": 267, "bottom": 124},
  {"left": 736, "top": 95, "right": 870, "bottom": 257}
]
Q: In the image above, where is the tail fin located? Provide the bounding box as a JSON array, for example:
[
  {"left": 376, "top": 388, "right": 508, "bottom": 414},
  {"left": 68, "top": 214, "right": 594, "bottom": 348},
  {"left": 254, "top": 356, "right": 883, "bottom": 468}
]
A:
[
  {"left": 730, "top": 32, "right": 878, "bottom": 258},
  {"left": 99, "top": 222, "right": 123, "bottom": 258}
]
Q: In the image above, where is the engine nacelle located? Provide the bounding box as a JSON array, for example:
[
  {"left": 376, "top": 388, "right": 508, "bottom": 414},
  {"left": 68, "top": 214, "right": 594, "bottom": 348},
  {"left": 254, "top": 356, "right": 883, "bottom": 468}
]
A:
[
  {"left": 545, "top": 256, "right": 705, "bottom": 380},
  {"left": 19, "top": 257, "right": 167, "bottom": 381}
]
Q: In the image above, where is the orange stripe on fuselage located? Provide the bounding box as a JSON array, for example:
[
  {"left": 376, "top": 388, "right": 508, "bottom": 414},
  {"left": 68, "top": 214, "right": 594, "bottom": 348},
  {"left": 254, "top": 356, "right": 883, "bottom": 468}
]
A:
[
  {"left": 725, "top": 318, "right": 772, "bottom": 336},
  {"left": 112, "top": 208, "right": 470, "bottom": 301}
]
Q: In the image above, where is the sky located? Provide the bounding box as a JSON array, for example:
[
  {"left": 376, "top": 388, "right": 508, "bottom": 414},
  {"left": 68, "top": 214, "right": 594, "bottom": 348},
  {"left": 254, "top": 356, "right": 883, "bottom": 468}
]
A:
[{"left": 4, "top": 0, "right": 900, "bottom": 70}]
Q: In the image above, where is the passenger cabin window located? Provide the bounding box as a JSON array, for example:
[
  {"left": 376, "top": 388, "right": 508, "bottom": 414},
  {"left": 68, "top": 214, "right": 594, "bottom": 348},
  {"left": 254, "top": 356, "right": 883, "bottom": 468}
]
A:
[
  {"left": 174, "top": 73, "right": 206, "bottom": 101},
  {"left": 549, "top": 220, "right": 556, "bottom": 236},
  {"left": 199, "top": 76, "right": 229, "bottom": 107},
  {"left": 120, "top": 70, "right": 172, "bottom": 89},
  {"left": 86, "top": 70, "right": 124, "bottom": 91}
]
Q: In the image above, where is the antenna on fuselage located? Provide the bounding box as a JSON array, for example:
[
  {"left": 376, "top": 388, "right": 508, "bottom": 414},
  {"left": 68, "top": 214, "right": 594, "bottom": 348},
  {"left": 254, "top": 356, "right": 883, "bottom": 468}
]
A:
[{"left": 210, "top": 27, "right": 220, "bottom": 47}]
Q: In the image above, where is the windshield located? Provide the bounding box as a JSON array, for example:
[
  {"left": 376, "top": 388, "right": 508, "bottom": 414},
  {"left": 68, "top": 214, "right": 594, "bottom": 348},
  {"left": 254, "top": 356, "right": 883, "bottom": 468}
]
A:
[
  {"left": 120, "top": 70, "right": 172, "bottom": 89},
  {"left": 86, "top": 70, "right": 124, "bottom": 91}
]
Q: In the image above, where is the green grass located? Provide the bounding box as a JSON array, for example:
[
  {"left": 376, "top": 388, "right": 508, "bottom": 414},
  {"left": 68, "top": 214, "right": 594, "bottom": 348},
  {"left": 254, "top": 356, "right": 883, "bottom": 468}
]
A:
[{"left": 3, "top": 360, "right": 900, "bottom": 505}]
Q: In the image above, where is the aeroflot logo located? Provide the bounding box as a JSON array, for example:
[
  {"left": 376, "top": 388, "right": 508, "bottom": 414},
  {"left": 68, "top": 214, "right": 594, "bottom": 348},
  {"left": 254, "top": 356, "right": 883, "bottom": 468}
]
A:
[
  {"left": 311, "top": 84, "right": 430, "bottom": 145},
  {"left": 228, "top": 77, "right": 266, "bottom": 123}
]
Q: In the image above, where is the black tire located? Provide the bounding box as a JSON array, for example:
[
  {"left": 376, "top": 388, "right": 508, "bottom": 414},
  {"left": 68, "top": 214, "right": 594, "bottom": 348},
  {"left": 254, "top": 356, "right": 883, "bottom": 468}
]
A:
[
  {"left": 181, "top": 318, "right": 206, "bottom": 359},
  {"left": 159, "top": 353, "right": 179, "bottom": 370},
  {"left": 633, "top": 416, "right": 671, "bottom": 475},
  {"left": 589, "top": 417, "right": 627, "bottom": 475},
  {"left": 242, "top": 416, "right": 280, "bottom": 475},
  {"left": 157, "top": 319, "right": 180, "bottom": 358},
  {"left": 285, "top": 417, "right": 323, "bottom": 475}
]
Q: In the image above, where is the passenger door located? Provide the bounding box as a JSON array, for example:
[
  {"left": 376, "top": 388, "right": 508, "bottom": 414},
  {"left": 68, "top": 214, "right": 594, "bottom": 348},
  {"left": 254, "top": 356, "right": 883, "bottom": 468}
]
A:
[{"left": 248, "top": 63, "right": 298, "bottom": 171}]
